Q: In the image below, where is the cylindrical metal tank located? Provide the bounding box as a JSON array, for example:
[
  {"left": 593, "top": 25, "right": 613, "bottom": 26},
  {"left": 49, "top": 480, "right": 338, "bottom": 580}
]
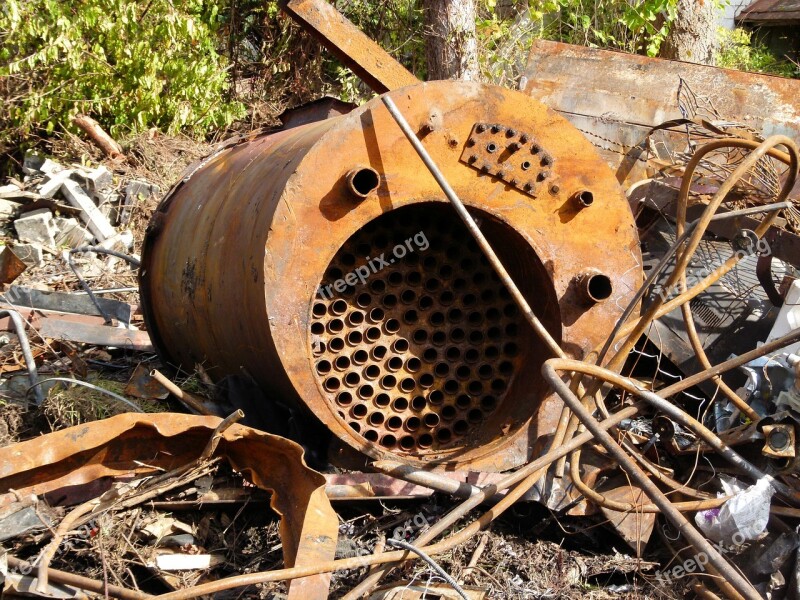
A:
[{"left": 140, "top": 81, "right": 642, "bottom": 471}]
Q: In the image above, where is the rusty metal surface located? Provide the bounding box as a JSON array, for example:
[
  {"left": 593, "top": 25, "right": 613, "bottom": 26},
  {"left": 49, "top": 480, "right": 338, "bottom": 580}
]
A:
[
  {"left": 737, "top": 0, "right": 800, "bottom": 22},
  {"left": 0, "top": 413, "right": 338, "bottom": 598},
  {"left": 521, "top": 40, "right": 800, "bottom": 187},
  {"left": 140, "top": 80, "right": 642, "bottom": 472},
  {"left": 279, "top": 0, "right": 418, "bottom": 94}
]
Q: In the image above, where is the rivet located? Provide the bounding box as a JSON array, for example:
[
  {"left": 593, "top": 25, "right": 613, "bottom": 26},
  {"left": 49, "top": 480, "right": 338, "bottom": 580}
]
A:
[
  {"left": 509, "top": 142, "right": 521, "bottom": 151},
  {"left": 531, "top": 144, "right": 540, "bottom": 154},
  {"left": 550, "top": 184, "right": 560, "bottom": 194},
  {"left": 468, "top": 154, "right": 478, "bottom": 163},
  {"left": 467, "top": 137, "right": 476, "bottom": 146},
  {"left": 541, "top": 155, "right": 553, "bottom": 167},
  {"left": 476, "top": 123, "right": 486, "bottom": 133},
  {"left": 506, "top": 129, "right": 516, "bottom": 137},
  {"left": 491, "top": 124, "right": 502, "bottom": 134},
  {"left": 520, "top": 134, "right": 529, "bottom": 143}
]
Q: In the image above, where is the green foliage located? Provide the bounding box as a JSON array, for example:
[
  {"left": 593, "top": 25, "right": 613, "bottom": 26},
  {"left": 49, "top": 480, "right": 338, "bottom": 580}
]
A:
[
  {"left": 0, "top": 0, "right": 245, "bottom": 144},
  {"left": 526, "top": 0, "right": 678, "bottom": 56},
  {"left": 716, "top": 27, "right": 798, "bottom": 78}
]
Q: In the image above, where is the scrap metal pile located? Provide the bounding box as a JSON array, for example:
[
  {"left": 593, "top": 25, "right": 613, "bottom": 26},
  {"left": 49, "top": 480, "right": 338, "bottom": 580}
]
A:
[{"left": 1, "top": 1, "right": 800, "bottom": 599}]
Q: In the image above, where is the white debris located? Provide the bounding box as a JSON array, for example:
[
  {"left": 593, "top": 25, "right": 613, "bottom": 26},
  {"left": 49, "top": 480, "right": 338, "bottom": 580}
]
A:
[
  {"left": 13, "top": 208, "right": 56, "bottom": 247},
  {"left": 37, "top": 169, "right": 75, "bottom": 198},
  {"left": 10, "top": 243, "right": 44, "bottom": 268},
  {"left": 60, "top": 179, "right": 116, "bottom": 241},
  {"left": 53, "top": 217, "right": 94, "bottom": 248}
]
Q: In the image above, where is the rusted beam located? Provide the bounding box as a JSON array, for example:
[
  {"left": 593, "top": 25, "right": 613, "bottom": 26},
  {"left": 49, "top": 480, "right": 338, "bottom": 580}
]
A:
[
  {"left": 279, "top": 0, "right": 418, "bottom": 93},
  {"left": 522, "top": 40, "right": 800, "bottom": 186}
]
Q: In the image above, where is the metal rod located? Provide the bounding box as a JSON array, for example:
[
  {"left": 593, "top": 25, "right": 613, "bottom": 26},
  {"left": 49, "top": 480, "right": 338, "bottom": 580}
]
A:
[
  {"left": 27, "top": 377, "right": 142, "bottom": 413},
  {"left": 385, "top": 538, "right": 469, "bottom": 600},
  {"left": 541, "top": 361, "right": 761, "bottom": 600},
  {"left": 1, "top": 309, "right": 43, "bottom": 405},
  {"left": 381, "top": 95, "right": 564, "bottom": 358},
  {"left": 150, "top": 369, "right": 215, "bottom": 416}
]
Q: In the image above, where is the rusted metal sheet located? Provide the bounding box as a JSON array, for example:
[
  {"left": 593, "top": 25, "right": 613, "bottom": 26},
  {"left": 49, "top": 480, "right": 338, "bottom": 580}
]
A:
[
  {"left": 140, "top": 81, "right": 642, "bottom": 472},
  {"left": 279, "top": 0, "right": 418, "bottom": 94},
  {"left": 0, "top": 413, "right": 338, "bottom": 598},
  {"left": 738, "top": 0, "right": 800, "bottom": 22},
  {"left": 37, "top": 319, "right": 153, "bottom": 351},
  {"left": 521, "top": 40, "right": 800, "bottom": 187}
]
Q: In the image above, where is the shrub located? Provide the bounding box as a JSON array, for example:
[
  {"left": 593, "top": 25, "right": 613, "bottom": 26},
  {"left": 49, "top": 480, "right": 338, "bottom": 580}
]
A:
[
  {"left": 716, "top": 27, "right": 798, "bottom": 78},
  {"left": 0, "top": 0, "right": 245, "bottom": 144}
]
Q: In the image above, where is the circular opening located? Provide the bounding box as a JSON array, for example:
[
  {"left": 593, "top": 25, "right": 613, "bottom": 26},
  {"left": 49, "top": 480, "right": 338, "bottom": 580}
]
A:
[
  {"left": 313, "top": 303, "right": 327, "bottom": 317},
  {"left": 370, "top": 280, "right": 386, "bottom": 294},
  {"left": 411, "top": 395, "right": 427, "bottom": 411},
  {"left": 381, "top": 374, "right": 397, "bottom": 389},
  {"left": 364, "top": 429, "right": 379, "bottom": 442},
  {"left": 381, "top": 434, "right": 397, "bottom": 448},
  {"left": 405, "top": 416, "right": 421, "bottom": 431},
  {"left": 436, "top": 429, "right": 452, "bottom": 443},
  {"left": 413, "top": 329, "right": 429, "bottom": 344},
  {"left": 401, "top": 289, "right": 417, "bottom": 304},
  {"left": 468, "top": 408, "right": 483, "bottom": 424},
  {"left": 442, "top": 405, "right": 457, "bottom": 420},
  {"left": 446, "top": 347, "right": 461, "bottom": 361},
  {"left": 444, "top": 379, "right": 460, "bottom": 394},
  {"left": 324, "top": 377, "right": 341, "bottom": 392},
  {"left": 448, "top": 308, "right": 463, "bottom": 323},
  {"left": 450, "top": 328, "right": 466, "bottom": 343},
  {"left": 392, "top": 338, "right": 410, "bottom": 353},
  {"left": 404, "top": 309, "right": 419, "bottom": 324},
  {"left": 454, "top": 420, "right": 469, "bottom": 436},
  {"left": 388, "top": 271, "right": 403, "bottom": 286},
  {"left": 375, "top": 393, "right": 391, "bottom": 407},
  {"left": 456, "top": 365, "right": 471, "bottom": 380},
  {"left": 364, "top": 364, "right": 381, "bottom": 379},
  {"left": 347, "top": 311, "right": 365, "bottom": 326},
  {"left": 336, "top": 391, "right": 353, "bottom": 406},
  {"left": 468, "top": 380, "right": 483, "bottom": 395},
  {"left": 387, "top": 416, "right": 403, "bottom": 430},
  {"left": 372, "top": 345, "right": 388, "bottom": 360},
  {"left": 431, "top": 331, "right": 447, "bottom": 346},
  {"left": 311, "top": 322, "right": 325, "bottom": 335},
  {"left": 586, "top": 273, "right": 613, "bottom": 302},
  {"left": 418, "top": 433, "right": 434, "bottom": 448},
  {"left": 331, "top": 299, "right": 348, "bottom": 315},
  {"left": 356, "top": 293, "right": 372, "bottom": 308},
  {"left": 368, "top": 307, "right": 385, "bottom": 322},
  {"left": 435, "top": 363, "right": 450, "bottom": 377},
  {"left": 419, "top": 373, "right": 434, "bottom": 388},
  {"left": 407, "top": 271, "right": 422, "bottom": 286},
  {"left": 574, "top": 190, "right": 594, "bottom": 207},
  {"left": 358, "top": 384, "right": 374, "bottom": 399},
  {"left": 478, "top": 364, "right": 493, "bottom": 379},
  {"left": 419, "top": 295, "right": 434, "bottom": 310},
  {"left": 456, "top": 394, "right": 471, "bottom": 409},
  {"left": 419, "top": 349, "right": 437, "bottom": 364},
  {"left": 428, "top": 389, "right": 445, "bottom": 405},
  {"left": 464, "top": 348, "right": 479, "bottom": 363},
  {"left": 317, "top": 360, "right": 332, "bottom": 375},
  {"left": 368, "top": 412, "right": 385, "bottom": 426},
  {"left": 385, "top": 318, "right": 400, "bottom": 333},
  {"left": 329, "top": 337, "right": 345, "bottom": 352},
  {"left": 366, "top": 327, "right": 381, "bottom": 342},
  {"left": 400, "top": 377, "right": 416, "bottom": 393},
  {"left": 387, "top": 356, "right": 403, "bottom": 371},
  {"left": 328, "top": 319, "right": 344, "bottom": 334},
  {"left": 347, "top": 331, "right": 363, "bottom": 345},
  {"left": 335, "top": 356, "right": 351, "bottom": 371},
  {"left": 352, "top": 404, "right": 369, "bottom": 418},
  {"left": 348, "top": 167, "right": 380, "bottom": 197},
  {"left": 406, "top": 357, "right": 422, "bottom": 373},
  {"left": 383, "top": 294, "right": 398, "bottom": 308},
  {"left": 353, "top": 349, "right": 369, "bottom": 365},
  {"left": 392, "top": 397, "right": 409, "bottom": 411},
  {"left": 481, "top": 395, "right": 497, "bottom": 411},
  {"left": 400, "top": 436, "right": 416, "bottom": 450}
]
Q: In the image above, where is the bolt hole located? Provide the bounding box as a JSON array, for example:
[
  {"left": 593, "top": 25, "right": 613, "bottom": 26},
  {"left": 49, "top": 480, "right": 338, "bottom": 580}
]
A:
[{"left": 348, "top": 167, "right": 380, "bottom": 197}]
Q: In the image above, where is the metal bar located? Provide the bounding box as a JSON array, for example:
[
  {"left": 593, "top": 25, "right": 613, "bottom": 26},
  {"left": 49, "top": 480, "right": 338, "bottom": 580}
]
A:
[
  {"left": 280, "top": 0, "right": 418, "bottom": 94},
  {"left": 381, "top": 95, "right": 564, "bottom": 358},
  {"left": 541, "top": 361, "right": 761, "bottom": 600},
  {"left": 0, "top": 309, "right": 43, "bottom": 405}
]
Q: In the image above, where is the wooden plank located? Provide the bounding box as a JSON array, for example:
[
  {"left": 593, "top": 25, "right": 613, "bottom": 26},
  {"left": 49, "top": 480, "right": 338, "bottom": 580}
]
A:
[
  {"left": 521, "top": 40, "right": 800, "bottom": 186},
  {"left": 280, "top": 0, "right": 418, "bottom": 94}
]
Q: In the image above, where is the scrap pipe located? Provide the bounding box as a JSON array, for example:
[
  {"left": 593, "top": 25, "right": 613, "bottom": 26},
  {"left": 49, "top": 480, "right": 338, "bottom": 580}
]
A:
[
  {"left": 1, "top": 310, "right": 43, "bottom": 405},
  {"left": 381, "top": 95, "right": 564, "bottom": 359},
  {"left": 659, "top": 327, "right": 800, "bottom": 398},
  {"left": 542, "top": 361, "right": 761, "bottom": 600},
  {"left": 547, "top": 359, "right": 800, "bottom": 504},
  {"left": 150, "top": 369, "right": 215, "bottom": 416}
]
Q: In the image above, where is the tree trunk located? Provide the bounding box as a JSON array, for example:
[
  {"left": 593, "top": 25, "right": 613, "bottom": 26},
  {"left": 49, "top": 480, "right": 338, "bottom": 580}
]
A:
[
  {"left": 423, "top": 0, "right": 480, "bottom": 80},
  {"left": 659, "top": 0, "right": 718, "bottom": 65}
]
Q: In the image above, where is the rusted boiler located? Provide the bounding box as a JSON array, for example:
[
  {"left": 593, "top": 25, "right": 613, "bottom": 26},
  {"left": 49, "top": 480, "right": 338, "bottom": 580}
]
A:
[{"left": 140, "top": 81, "right": 642, "bottom": 471}]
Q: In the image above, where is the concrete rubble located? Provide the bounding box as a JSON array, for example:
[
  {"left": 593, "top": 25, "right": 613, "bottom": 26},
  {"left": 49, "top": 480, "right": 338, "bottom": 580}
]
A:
[{"left": 0, "top": 152, "right": 151, "bottom": 282}]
